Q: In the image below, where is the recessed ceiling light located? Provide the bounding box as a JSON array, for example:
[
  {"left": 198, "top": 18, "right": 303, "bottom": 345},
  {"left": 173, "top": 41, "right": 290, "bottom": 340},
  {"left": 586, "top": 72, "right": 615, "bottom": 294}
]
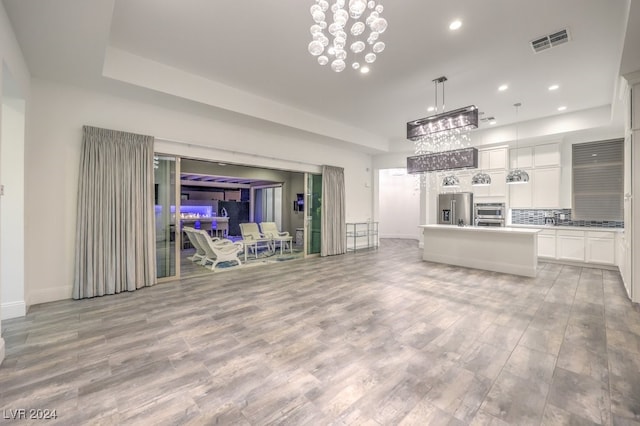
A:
[
  {"left": 498, "top": 84, "right": 509, "bottom": 92},
  {"left": 360, "top": 66, "right": 370, "bottom": 74},
  {"left": 548, "top": 84, "right": 559, "bottom": 91},
  {"left": 558, "top": 106, "right": 567, "bottom": 111},
  {"left": 489, "top": 120, "right": 497, "bottom": 125},
  {"left": 427, "top": 106, "right": 435, "bottom": 112},
  {"left": 449, "top": 20, "right": 462, "bottom": 30}
]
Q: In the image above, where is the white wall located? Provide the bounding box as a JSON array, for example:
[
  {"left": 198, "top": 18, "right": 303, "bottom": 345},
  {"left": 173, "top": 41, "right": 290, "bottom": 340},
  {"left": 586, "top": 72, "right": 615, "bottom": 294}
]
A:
[
  {"left": 1, "top": 98, "right": 25, "bottom": 319},
  {"left": 0, "top": 0, "right": 31, "bottom": 365},
  {"left": 25, "top": 78, "right": 374, "bottom": 305},
  {"left": 378, "top": 169, "right": 420, "bottom": 240}
]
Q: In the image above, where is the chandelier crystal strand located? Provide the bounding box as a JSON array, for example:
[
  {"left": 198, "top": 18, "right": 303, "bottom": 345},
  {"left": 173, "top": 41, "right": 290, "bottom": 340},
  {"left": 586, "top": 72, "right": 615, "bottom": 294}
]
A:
[{"left": 309, "top": 0, "right": 387, "bottom": 72}]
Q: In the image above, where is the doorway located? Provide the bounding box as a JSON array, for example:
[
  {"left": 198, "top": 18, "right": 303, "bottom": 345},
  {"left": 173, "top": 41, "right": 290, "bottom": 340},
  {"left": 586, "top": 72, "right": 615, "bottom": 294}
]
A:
[{"left": 167, "top": 158, "right": 311, "bottom": 278}]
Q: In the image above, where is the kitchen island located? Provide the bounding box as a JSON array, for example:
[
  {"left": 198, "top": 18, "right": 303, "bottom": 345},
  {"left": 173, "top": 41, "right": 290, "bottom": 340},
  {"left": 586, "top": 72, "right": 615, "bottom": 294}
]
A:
[{"left": 420, "top": 224, "right": 541, "bottom": 277}]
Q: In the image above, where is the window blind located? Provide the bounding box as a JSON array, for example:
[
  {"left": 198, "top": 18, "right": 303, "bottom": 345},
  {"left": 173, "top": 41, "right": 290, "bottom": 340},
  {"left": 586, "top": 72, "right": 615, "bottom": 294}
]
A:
[{"left": 572, "top": 139, "right": 623, "bottom": 221}]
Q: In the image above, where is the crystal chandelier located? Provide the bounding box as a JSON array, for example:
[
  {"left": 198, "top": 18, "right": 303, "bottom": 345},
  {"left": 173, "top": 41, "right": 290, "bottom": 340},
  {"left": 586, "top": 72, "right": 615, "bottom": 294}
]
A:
[
  {"left": 408, "top": 77, "right": 478, "bottom": 159},
  {"left": 406, "top": 77, "right": 478, "bottom": 191},
  {"left": 407, "top": 77, "right": 478, "bottom": 141},
  {"left": 506, "top": 102, "right": 530, "bottom": 184},
  {"left": 308, "top": 0, "right": 388, "bottom": 73}
]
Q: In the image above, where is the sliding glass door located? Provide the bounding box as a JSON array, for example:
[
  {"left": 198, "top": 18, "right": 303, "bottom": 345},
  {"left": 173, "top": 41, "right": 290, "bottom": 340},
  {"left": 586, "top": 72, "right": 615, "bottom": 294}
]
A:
[
  {"left": 306, "top": 173, "right": 322, "bottom": 255},
  {"left": 154, "top": 154, "right": 179, "bottom": 279},
  {"left": 253, "top": 185, "right": 283, "bottom": 228}
]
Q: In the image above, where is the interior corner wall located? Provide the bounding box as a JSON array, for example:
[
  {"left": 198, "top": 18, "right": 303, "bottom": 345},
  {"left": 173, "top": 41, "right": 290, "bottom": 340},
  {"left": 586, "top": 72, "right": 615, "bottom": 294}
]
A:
[
  {"left": 25, "top": 78, "right": 374, "bottom": 305},
  {"left": 1, "top": 98, "right": 25, "bottom": 320},
  {"left": 1, "top": 0, "right": 31, "bottom": 364}
]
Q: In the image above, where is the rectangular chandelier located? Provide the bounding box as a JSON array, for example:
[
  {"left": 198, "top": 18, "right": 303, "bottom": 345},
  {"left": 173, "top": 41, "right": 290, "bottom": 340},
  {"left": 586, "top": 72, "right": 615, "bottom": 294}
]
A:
[
  {"left": 407, "top": 105, "right": 479, "bottom": 141},
  {"left": 407, "top": 147, "right": 478, "bottom": 173}
]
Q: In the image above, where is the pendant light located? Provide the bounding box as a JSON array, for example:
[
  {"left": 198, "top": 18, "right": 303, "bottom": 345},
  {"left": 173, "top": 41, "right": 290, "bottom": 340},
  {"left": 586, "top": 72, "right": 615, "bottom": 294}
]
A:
[
  {"left": 471, "top": 171, "right": 491, "bottom": 186},
  {"left": 506, "top": 102, "right": 530, "bottom": 184},
  {"left": 442, "top": 174, "right": 460, "bottom": 187}
]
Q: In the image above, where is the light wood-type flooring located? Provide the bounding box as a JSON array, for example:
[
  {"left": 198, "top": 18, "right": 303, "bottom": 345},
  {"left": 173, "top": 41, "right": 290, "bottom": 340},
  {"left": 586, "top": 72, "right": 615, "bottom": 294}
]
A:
[{"left": 1, "top": 239, "right": 640, "bottom": 425}]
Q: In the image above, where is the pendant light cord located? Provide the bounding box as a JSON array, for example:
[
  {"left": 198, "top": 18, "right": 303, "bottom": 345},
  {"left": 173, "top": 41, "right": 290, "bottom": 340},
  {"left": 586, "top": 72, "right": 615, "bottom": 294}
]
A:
[
  {"left": 514, "top": 102, "right": 521, "bottom": 168},
  {"left": 441, "top": 79, "right": 445, "bottom": 113}
]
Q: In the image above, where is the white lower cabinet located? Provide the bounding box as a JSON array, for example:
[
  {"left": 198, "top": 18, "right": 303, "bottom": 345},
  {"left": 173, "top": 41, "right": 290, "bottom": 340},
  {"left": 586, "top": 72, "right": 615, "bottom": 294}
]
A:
[
  {"left": 585, "top": 231, "right": 616, "bottom": 265},
  {"left": 532, "top": 228, "right": 618, "bottom": 265},
  {"left": 537, "top": 230, "right": 556, "bottom": 258},
  {"left": 557, "top": 230, "right": 586, "bottom": 262}
]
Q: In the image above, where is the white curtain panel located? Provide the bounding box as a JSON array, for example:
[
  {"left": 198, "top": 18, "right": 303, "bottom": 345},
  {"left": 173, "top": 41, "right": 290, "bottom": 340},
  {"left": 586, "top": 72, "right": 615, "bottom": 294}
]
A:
[
  {"left": 73, "top": 126, "right": 157, "bottom": 299},
  {"left": 321, "top": 165, "right": 346, "bottom": 256}
]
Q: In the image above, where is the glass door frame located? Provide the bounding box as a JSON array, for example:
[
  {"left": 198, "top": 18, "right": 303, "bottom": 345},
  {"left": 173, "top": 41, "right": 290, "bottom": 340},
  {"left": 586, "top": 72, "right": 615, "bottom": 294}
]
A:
[
  {"left": 155, "top": 153, "right": 181, "bottom": 283},
  {"left": 305, "top": 172, "right": 322, "bottom": 257}
]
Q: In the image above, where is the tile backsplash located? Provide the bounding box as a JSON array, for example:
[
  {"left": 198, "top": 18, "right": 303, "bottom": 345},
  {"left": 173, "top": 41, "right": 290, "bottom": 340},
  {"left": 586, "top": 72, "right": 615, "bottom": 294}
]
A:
[{"left": 511, "top": 209, "right": 624, "bottom": 228}]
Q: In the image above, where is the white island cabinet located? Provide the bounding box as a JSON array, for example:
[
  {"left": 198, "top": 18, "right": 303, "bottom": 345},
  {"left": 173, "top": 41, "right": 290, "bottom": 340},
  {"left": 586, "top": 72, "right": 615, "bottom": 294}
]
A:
[{"left": 420, "top": 225, "right": 540, "bottom": 277}]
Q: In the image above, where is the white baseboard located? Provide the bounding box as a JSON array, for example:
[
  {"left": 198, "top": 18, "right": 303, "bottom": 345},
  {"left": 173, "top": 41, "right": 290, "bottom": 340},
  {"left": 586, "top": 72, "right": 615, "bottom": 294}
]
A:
[
  {"left": 1, "top": 301, "right": 27, "bottom": 320},
  {"left": 0, "top": 337, "right": 5, "bottom": 366},
  {"left": 379, "top": 234, "right": 420, "bottom": 240},
  {"left": 29, "top": 285, "right": 73, "bottom": 306}
]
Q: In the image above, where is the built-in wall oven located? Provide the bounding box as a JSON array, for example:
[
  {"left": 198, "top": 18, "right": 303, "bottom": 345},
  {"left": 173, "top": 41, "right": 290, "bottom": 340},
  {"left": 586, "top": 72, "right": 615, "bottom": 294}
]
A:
[{"left": 474, "top": 202, "right": 506, "bottom": 227}]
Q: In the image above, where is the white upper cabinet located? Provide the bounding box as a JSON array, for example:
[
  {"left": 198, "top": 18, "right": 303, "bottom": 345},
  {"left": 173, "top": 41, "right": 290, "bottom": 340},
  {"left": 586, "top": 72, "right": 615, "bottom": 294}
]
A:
[
  {"left": 509, "top": 147, "right": 533, "bottom": 169},
  {"left": 508, "top": 142, "right": 564, "bottom": 209},
  {"left": 475, "top": 147, "right": 507, "bottom": 199},
  {"left": 509, "top": 170, "right": 533, "bottom": 208},
  {"left": 479, "top": 147, "right": 507, "bottom": 170},
  {"left": 532, "top": 168, "right": 561, "bottom": 208},
  {"left": 473, "top": 170, "right": 507, "bottom": 197},
  {"left": 533, "top": 143, "right": 561, "bottom": 167}
]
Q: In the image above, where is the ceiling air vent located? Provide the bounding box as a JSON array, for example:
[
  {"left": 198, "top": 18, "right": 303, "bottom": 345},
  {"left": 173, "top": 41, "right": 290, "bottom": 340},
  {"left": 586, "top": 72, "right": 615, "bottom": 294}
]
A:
[{"left": 530, "top": 28, "right": 570, "bottom": 53}]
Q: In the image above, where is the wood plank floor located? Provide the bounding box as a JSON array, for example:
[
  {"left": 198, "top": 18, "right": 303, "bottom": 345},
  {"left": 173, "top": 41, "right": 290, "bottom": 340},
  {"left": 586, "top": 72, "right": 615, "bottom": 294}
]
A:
[{"left": 1, "top": 239, "right": 640, "bottom": 425}]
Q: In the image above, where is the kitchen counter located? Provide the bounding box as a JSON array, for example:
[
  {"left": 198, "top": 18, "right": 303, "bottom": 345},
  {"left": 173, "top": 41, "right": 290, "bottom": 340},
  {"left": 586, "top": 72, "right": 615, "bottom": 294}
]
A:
[
  {"left": 508, "top": 224, "right": 623, "bottom": 232},
  {"left": 421, "top": 224, "right": 540, "bottom": 234},
  {"left": 420, "top": 224, "right": 539, "bottom": 277}
]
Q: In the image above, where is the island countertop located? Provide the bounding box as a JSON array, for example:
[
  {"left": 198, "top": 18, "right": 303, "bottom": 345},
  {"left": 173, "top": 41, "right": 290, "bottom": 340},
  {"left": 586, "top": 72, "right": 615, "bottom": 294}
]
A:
[
  {"left": 420, "top": 224, "right": 539, "bottom": 277},
  {"left": 420, "top": 224, "right": 540, "bottom": 234}
]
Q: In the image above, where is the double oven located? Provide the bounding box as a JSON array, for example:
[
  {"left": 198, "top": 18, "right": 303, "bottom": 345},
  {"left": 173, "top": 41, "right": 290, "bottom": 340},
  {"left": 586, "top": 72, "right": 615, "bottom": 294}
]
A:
[{"left": 474, "top": 202, "right": 506, "bottom": 227}]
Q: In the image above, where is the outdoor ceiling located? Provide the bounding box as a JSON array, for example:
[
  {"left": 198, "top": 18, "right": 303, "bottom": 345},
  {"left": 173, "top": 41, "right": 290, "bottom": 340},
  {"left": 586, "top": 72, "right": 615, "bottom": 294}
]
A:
[
  {"left": 2, "top": 0, "right": 633, "bottom": 152},
  {"left": 180, "top": 173, "right": 276, "bottom": 188}
]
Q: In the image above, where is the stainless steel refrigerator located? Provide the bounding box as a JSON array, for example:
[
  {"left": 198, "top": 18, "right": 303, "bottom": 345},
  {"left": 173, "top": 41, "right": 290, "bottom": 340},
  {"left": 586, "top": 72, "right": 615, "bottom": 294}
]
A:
[{"left": 438, "top": 192, "right": 474, "bottom": 226}]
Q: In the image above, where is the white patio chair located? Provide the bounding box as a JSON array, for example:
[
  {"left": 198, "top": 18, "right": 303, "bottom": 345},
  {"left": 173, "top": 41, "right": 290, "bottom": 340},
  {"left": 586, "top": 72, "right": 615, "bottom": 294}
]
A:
[
  {"left": 183, "top": 226, "right": 207, "bottom": 264},
  {"left": 193, "top": 230, "right": 244, "bottom": 271},
  {"left": 239, "top": 222, "right": 272, "bottom": 258},
  {"left": 259, "top": 222, "right": 293, "bottom": 255}
]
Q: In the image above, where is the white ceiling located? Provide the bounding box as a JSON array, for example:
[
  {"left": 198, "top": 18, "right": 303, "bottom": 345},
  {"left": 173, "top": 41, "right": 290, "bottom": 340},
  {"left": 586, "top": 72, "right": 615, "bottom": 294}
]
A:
[{"left": 2, "top": 0, "right": 636, "bottom": 153}]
